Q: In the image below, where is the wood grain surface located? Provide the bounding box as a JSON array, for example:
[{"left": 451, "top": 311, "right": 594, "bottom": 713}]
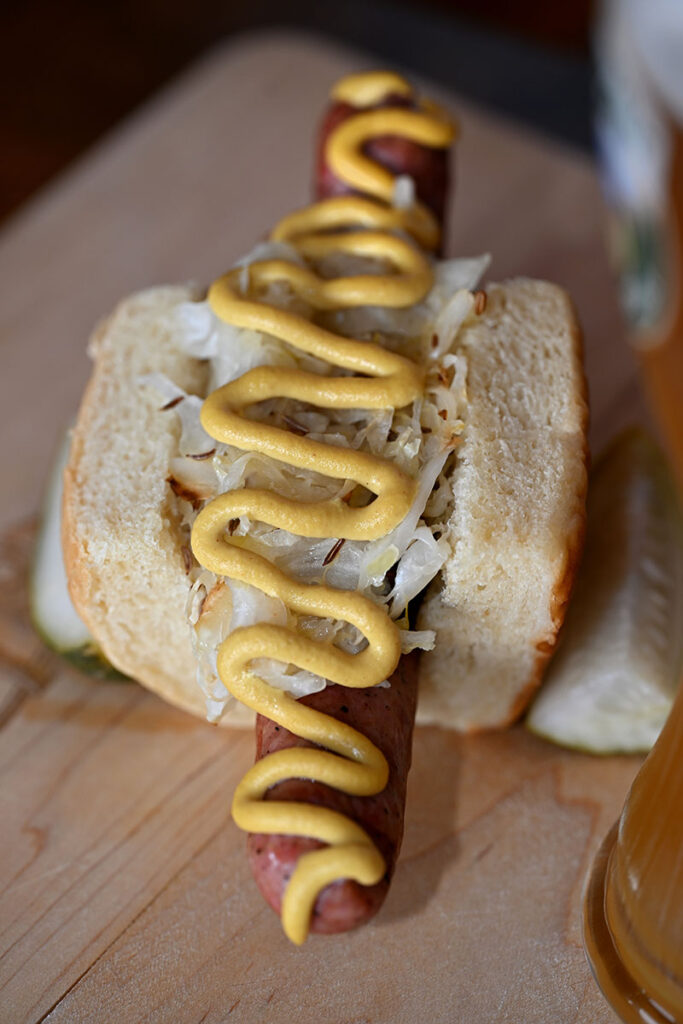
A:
[{"left": 0, "top": 31, "right": 643, "bottom": 1024}]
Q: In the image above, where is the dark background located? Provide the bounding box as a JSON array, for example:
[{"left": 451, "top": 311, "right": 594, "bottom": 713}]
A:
[{"left": 2, "top": 0, "right": 596, "bottom": 225}]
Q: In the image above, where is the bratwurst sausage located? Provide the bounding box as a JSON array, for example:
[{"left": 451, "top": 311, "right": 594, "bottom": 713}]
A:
[
  {"left": 316, "top": 92, "right": 451, "bottom": 237},
  {"left": 246, "top": 77, "right": 452, "bottom": 936},
  {"left": 248, "top": 653, "right": 419, "bottom": 933}
]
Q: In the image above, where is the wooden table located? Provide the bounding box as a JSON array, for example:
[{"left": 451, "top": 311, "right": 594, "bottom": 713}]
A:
[{"left": 0, "top": 32, "right": 645, "bottom": 1023}]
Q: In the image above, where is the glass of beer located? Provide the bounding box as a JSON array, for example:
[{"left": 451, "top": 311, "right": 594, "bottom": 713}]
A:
[{"left": 585, "top": 2, "right": 683, "bottom": 1019}]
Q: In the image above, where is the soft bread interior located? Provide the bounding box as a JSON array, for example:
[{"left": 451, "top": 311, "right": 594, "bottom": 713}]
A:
[
  {"left": 416, "top": 279, "right": 588, "bottom": 729},
  {"left": 63, "top": 279, "right": 587, "bottom": 729}
]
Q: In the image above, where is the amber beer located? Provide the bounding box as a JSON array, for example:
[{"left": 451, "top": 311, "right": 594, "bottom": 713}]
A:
[
  {"left": 586, "top": 2, "right": 683, "bottom": 1019},
  {"left": 583, "top": 681, "right": 683, "bottom": 1022}
]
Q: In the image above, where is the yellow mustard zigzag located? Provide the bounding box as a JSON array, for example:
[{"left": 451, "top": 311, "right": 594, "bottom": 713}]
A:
[{"left": 190, "top": 70, "right": 453, "bottom": 944}]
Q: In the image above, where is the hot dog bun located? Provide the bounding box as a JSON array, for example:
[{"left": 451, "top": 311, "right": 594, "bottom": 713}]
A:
[
  {"left": 62, "top": 276, "right": 587, "bottom": 730},
  {"left": 417, "top": 279, "right": 588, "bottom": 729},
  {"left": 61, "top": 285, "right": 254, "bottom": 724}
]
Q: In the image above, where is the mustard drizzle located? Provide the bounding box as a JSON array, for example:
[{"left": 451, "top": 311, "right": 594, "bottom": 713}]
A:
[{"left": 190, "top": 70, "right": 454, "bottom": 944}]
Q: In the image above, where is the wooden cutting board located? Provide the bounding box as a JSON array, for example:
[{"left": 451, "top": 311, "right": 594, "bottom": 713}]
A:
[{"left": 0, "top": 31, "right": 646, "bottom": 1024}]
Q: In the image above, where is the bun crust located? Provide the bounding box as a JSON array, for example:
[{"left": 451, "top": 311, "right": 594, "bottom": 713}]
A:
[{"left": 63, "top": 279, "right": 587, "bottom": 730}]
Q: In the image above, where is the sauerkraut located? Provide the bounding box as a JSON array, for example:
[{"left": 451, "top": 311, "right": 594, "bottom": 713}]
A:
[{"left": 142, "top": 241, "right": 489, "bottom": 719}]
